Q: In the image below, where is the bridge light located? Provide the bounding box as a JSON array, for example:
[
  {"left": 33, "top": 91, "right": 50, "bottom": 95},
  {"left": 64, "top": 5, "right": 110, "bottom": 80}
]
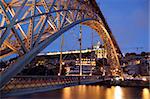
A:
[
  {"left": 58, "top": 73, "right": 61, "bottom": 76},
  {"left": 115, "top": 68, "right": 119, "bottom": 71},
  {"left": 89, "top": 73, "right": 92, "bottom": 76},
  {"left": 115, "top": 77, "right": 120, "bottom": 81},
  {"left": 142, "top": 77, "right": 147, "bottom": 81}
]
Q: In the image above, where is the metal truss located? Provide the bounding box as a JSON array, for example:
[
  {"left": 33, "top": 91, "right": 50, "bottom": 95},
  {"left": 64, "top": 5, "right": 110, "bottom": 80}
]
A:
[{"left": 0, "top": 0, "right": 122, "bottom": 89}]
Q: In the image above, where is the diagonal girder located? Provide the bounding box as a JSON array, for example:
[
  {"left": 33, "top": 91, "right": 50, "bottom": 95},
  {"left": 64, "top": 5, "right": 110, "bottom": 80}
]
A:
[{"left": 0, "top": 0, "right": 27, "bottom": 47}]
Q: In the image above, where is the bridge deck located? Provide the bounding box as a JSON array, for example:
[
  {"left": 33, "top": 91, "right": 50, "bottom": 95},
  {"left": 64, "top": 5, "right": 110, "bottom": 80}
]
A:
[
  {"left": 1, "top": 76, "right": 149, "bottom": 97},
  {"left": 1, "top": 76, "right": 104, "bottom": 97}
]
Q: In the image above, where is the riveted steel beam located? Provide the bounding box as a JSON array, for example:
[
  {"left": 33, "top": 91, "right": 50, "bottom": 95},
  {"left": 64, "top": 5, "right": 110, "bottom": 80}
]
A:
[
  {"left": 27, "top": 0, "right": 36, "bottom": 50},
  {"left": 0, "top": 0, "right": 27, "bottom": 47}
]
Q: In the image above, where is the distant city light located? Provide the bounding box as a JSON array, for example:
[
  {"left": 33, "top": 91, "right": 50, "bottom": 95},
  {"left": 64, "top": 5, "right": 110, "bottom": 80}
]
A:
[
  {"left": 58, "top": 73, "right": 61, "bottom": 76},
  {"left": 115, "top": 77, "right": 120, "bottom": 81},
  {"left": 142, "top": 77, "right": 147, "bottom": 81}
]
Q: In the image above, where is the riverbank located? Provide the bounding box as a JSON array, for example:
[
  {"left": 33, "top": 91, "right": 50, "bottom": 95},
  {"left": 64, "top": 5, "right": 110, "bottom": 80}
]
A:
[{"left": 93, "top": 79, "right": 149, "bottom": 87}]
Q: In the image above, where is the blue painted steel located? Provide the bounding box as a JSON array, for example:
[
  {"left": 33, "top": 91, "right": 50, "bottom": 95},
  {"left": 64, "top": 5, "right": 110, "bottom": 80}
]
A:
[
  {"left": 0, "top": 1, "right": 11, "bottom": 46},
  {"left": 0, "top": 0, "right": 27, "bottom": 47},
  {"left": 0, "top": 9, "right": 85, "bottom": 30},
  {"left": 33, "top": 17, "right": 48, "bottom": 46},
  {"left": 29, "top": 0, "right": 36, "bottom": 49}
]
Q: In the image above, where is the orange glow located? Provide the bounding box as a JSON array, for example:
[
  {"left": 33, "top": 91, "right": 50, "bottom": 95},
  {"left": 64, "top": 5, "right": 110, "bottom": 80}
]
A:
[
  {"left": 114, "top": 86, "right": 123, "bottom": 99},
  {"left": 62, "top": 87, "right": 71, "bottom": 99},
  {"left": 142, "top": 88, "right": 150, "bottom": 99},
  {"left": 106, "top": 86, "right": 123, "bottom": 99},
  {"left": 142, "top": 77, "right": 147, "bottom": 81}
]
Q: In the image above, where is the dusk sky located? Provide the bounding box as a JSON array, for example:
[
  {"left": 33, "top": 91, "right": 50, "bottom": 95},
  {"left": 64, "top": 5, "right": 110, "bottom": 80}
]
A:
[
  {"left": 97, "top": 0, "right": 149, "bottom": 53},
  {"left": 44, "top": 0, "right": 149, "bottom": 54}
]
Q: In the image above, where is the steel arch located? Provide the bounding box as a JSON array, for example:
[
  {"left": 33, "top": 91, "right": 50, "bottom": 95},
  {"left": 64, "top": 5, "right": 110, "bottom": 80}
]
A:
[{"left": 0, "top": 0, "right": 122, "bottom": 89}]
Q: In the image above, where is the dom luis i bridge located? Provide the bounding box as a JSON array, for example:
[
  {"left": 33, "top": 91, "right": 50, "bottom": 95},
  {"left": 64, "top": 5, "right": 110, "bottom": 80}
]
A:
[{"left": 0, "top": 0, "right": 149, "bottom": 98}]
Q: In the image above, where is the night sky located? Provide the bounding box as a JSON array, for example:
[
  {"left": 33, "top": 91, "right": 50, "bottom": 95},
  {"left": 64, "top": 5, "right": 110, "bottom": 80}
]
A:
[
  {"left": 97, "top": 0, "right": 149, "bottom": 53},
  {"left": 44, "top": 0, "right": 149, "bottom": 54}
]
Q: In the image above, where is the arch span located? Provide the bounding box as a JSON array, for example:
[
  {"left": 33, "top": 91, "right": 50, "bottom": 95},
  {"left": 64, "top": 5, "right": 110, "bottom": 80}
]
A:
[{"left": 0, "top": 0, "right": 122, "bottom": 89}]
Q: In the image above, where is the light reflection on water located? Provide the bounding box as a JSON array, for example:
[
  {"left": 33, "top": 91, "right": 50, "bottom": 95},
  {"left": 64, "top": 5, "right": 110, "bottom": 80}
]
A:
[
  {"left": 61, "top": 85, "right": 149, "bottom": 99},
  {"left": 4, "top": 85, "right": 150, "bottom": 99},
  {"left": 142, "top": 88, "right": 150, "bottom": 99}
]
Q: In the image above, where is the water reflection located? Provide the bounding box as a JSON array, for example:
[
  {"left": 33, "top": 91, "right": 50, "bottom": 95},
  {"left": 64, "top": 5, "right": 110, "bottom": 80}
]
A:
[
  {"left": 105, "top": 86, "right": 123, "bottom": 99},
  {"left": 114, "top": 86, "right": 123, "bottom": 99},
  {"left": 61, "top": 85, "right": 149, "bottom": 99},
  {"left": 62, "top": 87, "right": 71, "bottom": 99},
  {"left": 4, "top": 85, "right": 149, "bottom": 99},
  {"left": 142, "top": 88, "right": 150, "bottom": 99}
]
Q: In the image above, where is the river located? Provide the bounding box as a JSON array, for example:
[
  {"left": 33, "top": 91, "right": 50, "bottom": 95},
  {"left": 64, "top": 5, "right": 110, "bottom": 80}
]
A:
[{"left": 4, "top": 85, "right": 149, "bottom": 99}]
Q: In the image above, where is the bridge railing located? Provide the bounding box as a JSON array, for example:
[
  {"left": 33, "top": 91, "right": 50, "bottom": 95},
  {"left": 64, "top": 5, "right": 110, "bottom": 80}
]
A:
[{"left": 2, "top": 76, "right": 101, "bottom": 92}]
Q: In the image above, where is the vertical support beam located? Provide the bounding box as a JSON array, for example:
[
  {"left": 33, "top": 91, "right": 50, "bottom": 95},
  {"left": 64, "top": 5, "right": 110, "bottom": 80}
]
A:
[
  {"left": 89, "top": 30, "right": 94, "bottom": 76},
  {"left": 60, "top": 0, "right": 71, "bottom": 28},
  {"left": 27, "top": 0, "right": 36, "bottom": 50},
  {"left": 74, "top": 3, "right": 80, "bottom": 21},
  {"left": 57, "top": 1, "right": 61, "bottom": 29},
  {"left": 58, "top": 34, "right": 64, "bottom": 76},
  {"left": 33, "top": 17, "right": 47, "bottom": 47},
  {"left": 79, "top": 24, "right": 82, "bottom": 76},
  {"left": 91, "top": 30, "right": 94, "bottom": 49}
]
